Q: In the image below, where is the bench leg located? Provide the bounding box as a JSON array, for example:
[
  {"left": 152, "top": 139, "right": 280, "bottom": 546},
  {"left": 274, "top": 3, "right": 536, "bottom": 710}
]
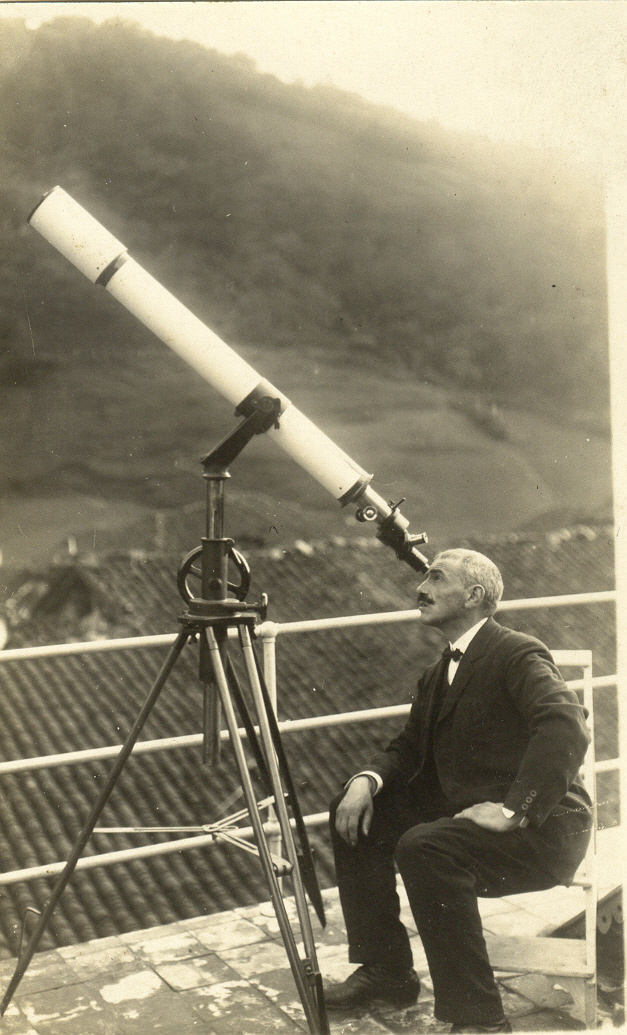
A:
[{"left": 559, "top": 975, "right": 597, "bottom": 1028}]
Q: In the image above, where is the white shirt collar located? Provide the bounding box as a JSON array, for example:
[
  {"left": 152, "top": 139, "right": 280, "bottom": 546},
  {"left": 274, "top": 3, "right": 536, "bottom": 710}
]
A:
[{"left": 450, "top": 617, "right": 489, "bottom": 655}]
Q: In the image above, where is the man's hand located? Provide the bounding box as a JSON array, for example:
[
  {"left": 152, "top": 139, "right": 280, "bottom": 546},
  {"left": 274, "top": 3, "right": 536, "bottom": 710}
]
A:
[
  {"left": 454, "top": 801, "right": 527, "bottom": 831},
  {"left": 335, "top": 776, "right": 374, "bottom": 846}
]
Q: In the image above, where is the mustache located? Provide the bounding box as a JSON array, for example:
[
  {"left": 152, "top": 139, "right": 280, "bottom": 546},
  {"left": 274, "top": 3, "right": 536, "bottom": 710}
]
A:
[{"left": 417, "top": 594, "right": 433, "bottom": 606}]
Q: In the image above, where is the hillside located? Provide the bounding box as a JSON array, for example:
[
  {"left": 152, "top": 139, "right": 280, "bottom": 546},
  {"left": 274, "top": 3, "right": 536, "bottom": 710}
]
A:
[{"left": 0, "top": 16, "right": 611, "bottom": 565}]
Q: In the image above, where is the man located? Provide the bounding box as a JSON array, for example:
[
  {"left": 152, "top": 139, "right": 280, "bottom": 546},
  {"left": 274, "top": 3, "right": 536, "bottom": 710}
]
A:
[{"left": 326, "top": 549, "right": 592, "bottom": 1033}]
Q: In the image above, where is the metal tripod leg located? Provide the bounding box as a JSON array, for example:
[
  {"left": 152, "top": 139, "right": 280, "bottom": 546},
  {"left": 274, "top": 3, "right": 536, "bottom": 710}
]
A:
[
  {"left": 240, "top": 634, "right": 326, "bottom": 927},
  {"left": 204, "top": 626, "right": 329, "bottom": 1035},
  {"left": 224, "top": 651, "right": 325, "bottom": 926},
  {"left": 0, "top": 626, "right": 192, "bottom": 1015},
  {"left": 237, "top": 624, "right": 329, "bottom": 1034}
]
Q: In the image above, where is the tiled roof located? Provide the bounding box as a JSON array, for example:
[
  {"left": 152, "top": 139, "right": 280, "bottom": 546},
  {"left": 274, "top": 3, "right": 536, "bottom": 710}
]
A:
[{"left": 0, "top": 527, "right": 616, "bottom": 959}]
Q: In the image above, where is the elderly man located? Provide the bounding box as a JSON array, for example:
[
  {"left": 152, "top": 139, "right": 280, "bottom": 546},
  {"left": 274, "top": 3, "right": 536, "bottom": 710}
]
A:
[{"left": 325, "top": 549, "right": 592, "bottom": 1033}]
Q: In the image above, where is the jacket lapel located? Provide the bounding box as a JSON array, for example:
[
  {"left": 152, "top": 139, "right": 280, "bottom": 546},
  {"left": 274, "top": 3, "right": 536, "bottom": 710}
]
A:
[{"left": 436, "top": 617, "right": 502, "bottom": 723}]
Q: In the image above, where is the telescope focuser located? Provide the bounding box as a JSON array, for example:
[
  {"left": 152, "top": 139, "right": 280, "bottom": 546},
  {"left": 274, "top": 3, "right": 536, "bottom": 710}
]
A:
[{"left": 375, "top": 499, "right": 429, "bottom": 573}]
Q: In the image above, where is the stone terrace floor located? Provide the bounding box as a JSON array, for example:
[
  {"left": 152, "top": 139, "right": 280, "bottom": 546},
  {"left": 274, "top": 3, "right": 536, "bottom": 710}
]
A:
[{"left": 0, "top": 828, "right": 621, "bottom": 1035}]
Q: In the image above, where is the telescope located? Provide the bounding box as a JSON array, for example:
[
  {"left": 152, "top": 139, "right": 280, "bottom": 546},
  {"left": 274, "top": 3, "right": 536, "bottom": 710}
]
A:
[
  {"left": 0, "top": 187, "right": 431, "bottom": 1032},
  {"left": 27, "top": 187, "right": 429, "bottom": 573}
]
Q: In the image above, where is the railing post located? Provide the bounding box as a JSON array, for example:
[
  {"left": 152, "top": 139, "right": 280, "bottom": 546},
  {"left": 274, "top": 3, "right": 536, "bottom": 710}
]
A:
[{"left": 258, "top": 622, "right": 283, "bottom": 874}]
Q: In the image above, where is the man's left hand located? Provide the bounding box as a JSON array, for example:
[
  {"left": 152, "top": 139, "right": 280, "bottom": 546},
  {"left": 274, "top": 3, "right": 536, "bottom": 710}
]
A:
[{"left": 454, "top": 801, "right": 525, "bottom": 831}]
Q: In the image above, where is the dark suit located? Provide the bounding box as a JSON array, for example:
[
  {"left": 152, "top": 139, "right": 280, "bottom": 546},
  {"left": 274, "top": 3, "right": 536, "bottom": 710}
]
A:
[{"left": 330, "top": 618, "right": 592, "bottom": 1026}]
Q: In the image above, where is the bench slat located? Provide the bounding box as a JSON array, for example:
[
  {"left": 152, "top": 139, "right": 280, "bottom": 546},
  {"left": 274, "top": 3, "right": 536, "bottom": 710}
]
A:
[{"left": 486, "top": 934, "right": 591, "bottom": 977}]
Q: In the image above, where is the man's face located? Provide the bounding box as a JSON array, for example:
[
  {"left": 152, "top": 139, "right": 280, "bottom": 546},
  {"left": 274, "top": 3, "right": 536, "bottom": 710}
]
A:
[{"left": 416, "top": 555, "right": 474, "bottom": 629}]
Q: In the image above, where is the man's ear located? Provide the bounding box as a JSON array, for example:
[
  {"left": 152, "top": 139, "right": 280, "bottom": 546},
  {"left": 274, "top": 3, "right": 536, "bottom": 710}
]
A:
[{"left": 465, "top": 584, "right": 486, "bottom": 609}]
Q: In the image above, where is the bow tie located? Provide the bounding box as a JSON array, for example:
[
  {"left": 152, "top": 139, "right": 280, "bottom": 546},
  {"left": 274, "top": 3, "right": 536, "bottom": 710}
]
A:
[{"left": 442, "top": 646, "right": 463, "bottom": 662}]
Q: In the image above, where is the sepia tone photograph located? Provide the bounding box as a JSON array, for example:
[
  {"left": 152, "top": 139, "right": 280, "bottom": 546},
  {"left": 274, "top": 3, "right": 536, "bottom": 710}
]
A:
[{"left": 0, "top": 1, "right": 624, "bottom": 1032}]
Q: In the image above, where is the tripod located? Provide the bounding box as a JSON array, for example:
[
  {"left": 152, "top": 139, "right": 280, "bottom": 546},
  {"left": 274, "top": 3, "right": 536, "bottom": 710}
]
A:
[{"left": 1, "top": 400, "right": 330, "bottom": 1035}]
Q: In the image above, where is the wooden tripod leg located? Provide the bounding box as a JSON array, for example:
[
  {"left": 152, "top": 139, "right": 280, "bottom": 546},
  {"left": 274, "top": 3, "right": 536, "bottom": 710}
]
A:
[
  {"left": 204, "top": 627, "right": 328, "bottom": 1035},
  {"left": 0, "top": 627, "right": 192, "bottom": 1016}
]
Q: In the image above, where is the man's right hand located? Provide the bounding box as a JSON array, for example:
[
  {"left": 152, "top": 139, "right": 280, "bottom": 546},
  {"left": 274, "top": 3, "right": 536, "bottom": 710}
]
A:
[{"left": 334, "top": 775, "right": 374, "bottom": 846}]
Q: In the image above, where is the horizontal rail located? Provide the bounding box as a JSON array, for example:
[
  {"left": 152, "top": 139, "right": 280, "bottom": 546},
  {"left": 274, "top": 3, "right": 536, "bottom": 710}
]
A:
[
  {"left": 498, "top": 591, "right": 616, "bottom": 612},
  {"left": 1, "top": 674, "right": 610, "bottom": 776},
  {"left": 0, "top": 633, "right": 179, "bottom": 662},
  {"left": 255, "top": 593, "right": 616, "bottom": 638},
  {"left": 0, "top": 597, "right": 618, "bottom": 888},
  {"left": 0, "top": 705, "right": 414, "bottom": 775},
  {"left": 0, "top": 812, "right": 331, "bottom": 887},
  {"left": 0, "top": 591, "right": 616, "bottom": 663}
]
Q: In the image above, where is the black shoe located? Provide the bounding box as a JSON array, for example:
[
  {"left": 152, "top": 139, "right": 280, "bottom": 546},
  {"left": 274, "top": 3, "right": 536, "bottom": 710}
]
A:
[
  {"left": 450, "top": 1020, "right": 512, "bottom": 1033},
  {"left": 324, "top": 963, "right": 420, "bottom": 1010}
]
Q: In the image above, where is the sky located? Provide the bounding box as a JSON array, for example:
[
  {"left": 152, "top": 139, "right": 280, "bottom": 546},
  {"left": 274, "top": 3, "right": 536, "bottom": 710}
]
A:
[{"left": 1, "top": 0, "right": 626, "bottom": 180}]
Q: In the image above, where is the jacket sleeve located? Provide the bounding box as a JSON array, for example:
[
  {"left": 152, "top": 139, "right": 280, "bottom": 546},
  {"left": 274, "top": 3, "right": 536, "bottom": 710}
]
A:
[
  {"left": 501, "top": 638, "right": 591, "bottom": 826},
  {"left": 363, "top": 668, "right": 433, "bottom": 789}
]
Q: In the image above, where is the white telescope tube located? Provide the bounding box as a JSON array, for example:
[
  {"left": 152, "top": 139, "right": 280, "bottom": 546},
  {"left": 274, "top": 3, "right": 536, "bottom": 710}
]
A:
[{"left": 28, "top": 187, "right": 428, "bottom": 570}]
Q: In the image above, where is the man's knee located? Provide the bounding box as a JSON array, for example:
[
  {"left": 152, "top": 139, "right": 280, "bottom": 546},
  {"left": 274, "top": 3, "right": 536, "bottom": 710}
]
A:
[
  {"left": 395, "top": 823, "right": 426, "bottom": 867},
  {"left": 394, "top": 821, "right": 449, "bottom": 879}
]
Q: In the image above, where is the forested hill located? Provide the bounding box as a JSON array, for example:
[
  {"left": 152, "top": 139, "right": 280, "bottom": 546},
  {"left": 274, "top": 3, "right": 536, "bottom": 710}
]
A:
[{"left": 0, "top": 14, "right": 608, "bottom": 408}]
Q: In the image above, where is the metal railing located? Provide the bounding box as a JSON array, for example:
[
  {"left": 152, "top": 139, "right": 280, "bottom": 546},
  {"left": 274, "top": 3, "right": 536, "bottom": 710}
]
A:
[{"left": 0, "top": 591, "right": 618, "bottom": 886}]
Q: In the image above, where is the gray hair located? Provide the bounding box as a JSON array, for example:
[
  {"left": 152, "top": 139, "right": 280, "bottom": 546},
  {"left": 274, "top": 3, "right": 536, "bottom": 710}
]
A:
[{"left": 433, "top": 548, "right": 504, "bottom": 614}]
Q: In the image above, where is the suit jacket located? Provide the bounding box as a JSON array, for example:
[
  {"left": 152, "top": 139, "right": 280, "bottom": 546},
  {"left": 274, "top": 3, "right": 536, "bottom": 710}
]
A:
[{"left": 367, "top": 618, "right": 592, "bottom": 833}]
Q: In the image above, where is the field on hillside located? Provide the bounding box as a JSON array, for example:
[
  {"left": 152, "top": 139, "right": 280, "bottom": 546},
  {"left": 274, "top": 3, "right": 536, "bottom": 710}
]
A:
[{"left": 0, "top": 342, "right": 612, "bottom": 569}]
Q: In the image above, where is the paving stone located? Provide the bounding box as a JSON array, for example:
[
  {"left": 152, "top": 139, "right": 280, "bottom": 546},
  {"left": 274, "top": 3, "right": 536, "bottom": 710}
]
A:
[
  {"left": 312, "top": 918, "right": 350, "bottom": 948},
  {"left": 0, "top": 1000, "right": 40, "bottom": 1034},
  {"left": 370, "top": 997, "right": 449, "bottom": 1033},
  {"left": 119, "top": 922, "right": 182, "bottom": 944},
  {"left": 191, "top": 915, "right": 269, "bottom": 953},
  {"left": 10, "top": 951, "right": 82, "bottom": 997},
  {"left": 499, "top": 984, "right": 543, "bottom": 1019},
  {"left": 244, "top": 964, "right": 309, "bottom": 1026},
  {"left": 509, "top": 888, "right": 583, "bottom": 935},
  {"left": 500, "top": 972, "right": 574, "bottom": 1011},
  {"left": 59, "top": 934, "right": 126, "bottom": 958},
  {"left": 60, "top": 944, "right": 139, "bottom": 980},
  {"left": 509, "top": 1007, "right": 586, "bottom": 1030},
  {"left": 105, "top": 983, "right": 207, "bottom": 1034},
  {"left": 0, "top": 957, "right": 21, "bottom": 982},
  {"left": 16, "top": 982, "right": 120, "bottom": 1034},
  {"left": 154, "top": 953, "right": 242, "bottom": 991},
  {"left": 315, "top": 941, "right": 355, "bottom": 978},
  {"left": 483, "top": 907, "right": 553, "bottom": 938},
  {"left": 236, "top": 895, "right": 303, "bottom": 939},
  {"left": 97, "top": 967, "right": 167, "bottom": 1005},
  {"left": 220, "top": 937, "right": 296, "bottom": 978},
  {"left": 180, "top": 908, "right": 257, "bottom": 931},
  {"left": 326, "top": 1006, "right": 399, "bottom": 1032},
  {"left": 128, "top": 930, "right": 207, "bottom": 965},
  {"left": 407, "top": 932, "right": 430, "bottom": 976},
  {"left": 181, "top": 978, "right": 299, "bottom": 1033},
  {"left": 479, "top": 897, "right": 520, "bottom": 920}
]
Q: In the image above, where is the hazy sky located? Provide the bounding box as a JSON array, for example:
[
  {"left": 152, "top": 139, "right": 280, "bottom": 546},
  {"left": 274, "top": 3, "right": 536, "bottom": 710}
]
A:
[{"left": 1, "top": 1, "right": 626, "bottom": 178}]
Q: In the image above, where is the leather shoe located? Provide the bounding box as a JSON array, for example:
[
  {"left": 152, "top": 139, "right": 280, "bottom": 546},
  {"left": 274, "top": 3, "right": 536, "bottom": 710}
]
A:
[
  {"left": 324, "top": 963, "right": 420, "bottom": 1010},
  {"left": 450, "top": 1020, "right": 512, "bottom": 1033}
]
